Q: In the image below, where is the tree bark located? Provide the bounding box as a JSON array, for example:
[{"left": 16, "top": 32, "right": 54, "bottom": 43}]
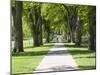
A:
[
  {"left": 33, "top": 6, "right": 40, "bottom": 46},
  {"left": 88, "top": 32, "right": 95, "bottom": 50},
  {"left": 88, "top": 6, "right": 96, "bottom": 50},
  {"left": 75, "top": 16, "right": 83, "bottom": 46},
  {"left": 13, "top": 1, "right": 23, "bottom": 52},
  {"left": 63, "top": 5, "right": 78, "bottom": 43},
  {"left": 44, "top": 20, "right": 50, "bottom": 43},
  {"left": 12, "top": 7, "right": 17, "bottom": 52},
  {"left": 29, "top": 6, "right": 43, "bottom": 47},
  {"left": 39, "top": 16, "right": 43, "bottom": 45},
  {"left": 67, "top": 16, "right": 76, "bottom": 43},
  {"left": 16, "top": 1, "right": 23, "bottom": 52}
]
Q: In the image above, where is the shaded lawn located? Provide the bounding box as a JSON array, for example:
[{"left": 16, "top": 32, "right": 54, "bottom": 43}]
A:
[
  {"left": 12, "top": 43, "right": 54, "bottom": 74},
  {"left": 64, "top": 43, "right": 96, "bottom": 70}
]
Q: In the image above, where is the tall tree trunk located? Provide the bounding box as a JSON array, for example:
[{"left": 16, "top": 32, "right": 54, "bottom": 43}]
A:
[
  {"left": 88, "top": 24, "right": 95, "bottom": 50},
  {"left": 12, "top": 7, "right": 17, "bottom": 52},
  {"left": 75, "top": 16, "right": 83, "bottom": 46},
  {"left": 28, "top": 6, "right": 42, "bottom": 47},
  {"left": 38, "top": 6, "right": 43, "bottom": 45},
  {"left": 28, "top": 9, "right": 35, "bottom": 47},
  {"left": 44, "top": 20, "right": 50, "bottom": 43},
  {"left": 13, "top": 1, "right": 23, "bottom": 52},
  {"left": 39, "top": 16, "right": 43, "bottom": 45},
  {"left": 67, "top": 16, "right": 75, "bottom": 43},
  {"left": 34, "top": 6, "right": 40, "bottom": 46},
  {"left": 88, "top": 6, "right": 96, "bottom": 50},
  {"left": 63, "top": 5, "right": 78, "bottom": 43},
  {"left": 16, "top": 1, "right": 23, "bottom": 52},
  {"left": 88, "top": 32, "right": 95, "bottom": 50},
  {"left": 67, "top": 16, "right": 71, "bottom": 42}
]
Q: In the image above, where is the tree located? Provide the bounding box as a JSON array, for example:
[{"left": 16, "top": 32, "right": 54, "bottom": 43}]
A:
[
  {"left": 12, "top": 1, "right": 24, "bottom": 52},
  {"left": 39, "top": 15, "right": 43, "bottom": 45},
  {"left": 75, "top": 15, "right": 83, "bottom": 46},
  {"left": 41, "top": 3, "right": 67, "bottom": 42},
  {"left": 27, "top": 3, "right": 43, "bottom": 46},
  {"left": 62, "top": 5, "right": 78, "bottom": 43},
  {"left": 88, "top": 6, "right": 96, "bottom": 50},
  {"left": 44, "top": 19, "right": 51, "bottom": 43}
]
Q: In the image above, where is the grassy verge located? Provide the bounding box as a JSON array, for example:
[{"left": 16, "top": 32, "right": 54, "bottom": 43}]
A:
[
  {"left": 12, "top": 43, "right": 54, "bottom": 74},
  {"left": 65, "top": 43, "right": 96, "bottom": 70}
]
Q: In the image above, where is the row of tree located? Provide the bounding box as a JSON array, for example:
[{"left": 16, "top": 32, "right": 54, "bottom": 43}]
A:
[{"left": 12, "top": 1, "right": 96, "bottom": 53}]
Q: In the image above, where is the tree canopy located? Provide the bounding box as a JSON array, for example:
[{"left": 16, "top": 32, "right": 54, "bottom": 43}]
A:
[{"left": 11, "top": 1, "right": 96, "bottom": 53}]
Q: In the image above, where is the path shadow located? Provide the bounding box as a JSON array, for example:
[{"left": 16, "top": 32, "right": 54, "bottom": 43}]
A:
[
  {"left": 47, "top": 50, "right": 69, "bottom": 56},
  {"left": 33, "top": 65, "right": 96, "bottom": 74},
  {"left": 50, "top": 41, "right": 76, "bottom": 43},
  {"left": 54, "top": 45, "right": 63, "bottom": 48},
  {"left": 12, "top": 65, "right": 96, "bottom": 75},
  {"left": 34, "top": 65, "right": 79, "bottom": 73},
  {"left": 12, "top": 49, "right": 70, "bottom": 56}
]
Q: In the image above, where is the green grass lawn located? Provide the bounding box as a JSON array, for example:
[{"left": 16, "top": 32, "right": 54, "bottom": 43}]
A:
[
  {"left": 12, "top": 38, "right": 96, "bottom": 74},
  {"left": 12, "top": 43, "right": 54, "bottom": 74},
  {"left": 65, "top": 43, "right": 96, "bottom": 70}
]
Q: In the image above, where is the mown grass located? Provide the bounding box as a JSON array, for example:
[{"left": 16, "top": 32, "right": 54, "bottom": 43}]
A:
[
  {"left": 12, "top": 41, "right": 54, "bottom": 74},
  {"left": 65, "top": 43, "right": 96, "bottom": 70}
]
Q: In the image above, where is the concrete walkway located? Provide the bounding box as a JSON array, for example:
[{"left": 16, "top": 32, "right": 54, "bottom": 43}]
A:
[{"left": 33, "top": 43, "right": 79, "bottom": 73}]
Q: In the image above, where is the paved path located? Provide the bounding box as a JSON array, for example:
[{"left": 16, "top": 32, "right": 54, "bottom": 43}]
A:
[{"left": 33, "top": 43, "right": 79, "bottom": 73}]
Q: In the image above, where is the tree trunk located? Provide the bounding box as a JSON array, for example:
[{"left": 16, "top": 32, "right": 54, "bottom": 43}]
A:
[
  {"left": 29, "top": 6, "right": 42, "bottom": 47},
  {"left": 67, "top": 31, "right": 71, "bottom": 42},
  {"left": 67, "top": 16, "right": 71, "bottom": 42},
  {"left": 88, "top": 6, "right": 96, "bottom": 50},
  {"left": 12, "top": 7, "right": 17, "bottom": 52},
  {"left": 39, "top": 16, "right": 43, "bottom": 45},
  {"left": 16, "top": 1, "right": 23, "bottom": 52},
  {"left": 71, "top": 31, "right": 75, "bottom": 43},
  {"left": 75, "top": 16, "right": 82, "bottom": 46},
  {"left": 67, "top": 16, "right": 76, "bottom": 43},
  {"left": 88, "top": 24, "right": 95, "bottom": 50},
  {"left": 88, "top": 33, "right": 95, "bottom": 50},
  {"left": 38, "top": 6, "right": 43, "bottom": 45},
  {"left": 13, "top": 1, "right": 23, "bottom": 52},
  {"left": 64, "top": 6, "right": 78, "bottom": 43},
  {"left": 34, "top": 6, "right": 40, "bottom": 46},
  {"left": 44, "top": 20, "right": 50, "bottom": 43},
  {"left": 46, "top": 32, "right": 50, "bottom": 43}
]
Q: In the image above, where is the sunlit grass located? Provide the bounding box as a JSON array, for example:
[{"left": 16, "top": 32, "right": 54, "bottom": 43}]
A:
[{"left": 12, "top": 42, "right": 54, "bottom": 74}]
